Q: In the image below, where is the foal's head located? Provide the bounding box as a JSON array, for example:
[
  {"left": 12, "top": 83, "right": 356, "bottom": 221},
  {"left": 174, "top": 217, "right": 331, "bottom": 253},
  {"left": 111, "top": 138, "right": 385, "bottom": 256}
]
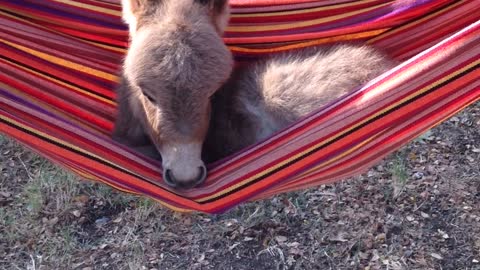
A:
[{"left": 121, "top": 0, "right": 233, "bottom": 188}]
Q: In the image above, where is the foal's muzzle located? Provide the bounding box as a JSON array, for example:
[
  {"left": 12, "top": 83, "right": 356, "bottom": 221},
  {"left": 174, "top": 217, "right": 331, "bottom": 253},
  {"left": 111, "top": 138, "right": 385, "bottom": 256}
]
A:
[{"left": 163, "top": 165, "right": 207, "bottom": 189}]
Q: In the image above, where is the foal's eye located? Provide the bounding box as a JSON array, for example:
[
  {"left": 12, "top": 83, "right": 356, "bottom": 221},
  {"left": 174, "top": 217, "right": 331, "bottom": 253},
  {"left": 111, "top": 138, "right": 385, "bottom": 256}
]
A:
[{"left": 143, "top": 92, "right": 155, "bottom": 103}]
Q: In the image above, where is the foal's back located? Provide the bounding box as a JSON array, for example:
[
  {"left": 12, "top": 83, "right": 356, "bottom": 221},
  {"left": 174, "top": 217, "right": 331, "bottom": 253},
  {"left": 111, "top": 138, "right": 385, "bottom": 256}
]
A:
[{"left": 205, "top": 44, "right": 395, "bottom": 162}]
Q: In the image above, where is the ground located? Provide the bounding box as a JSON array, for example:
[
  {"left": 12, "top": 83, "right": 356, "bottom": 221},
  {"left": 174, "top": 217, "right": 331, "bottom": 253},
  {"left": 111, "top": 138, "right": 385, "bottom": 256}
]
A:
[{"left": 0, "top": 102, "right": 479, "bottom": 270}]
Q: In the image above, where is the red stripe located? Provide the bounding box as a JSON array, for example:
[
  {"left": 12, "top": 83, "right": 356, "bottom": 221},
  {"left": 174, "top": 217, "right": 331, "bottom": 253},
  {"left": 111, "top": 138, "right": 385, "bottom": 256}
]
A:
[
  {"left": 1, "top": 3, "right": 125, "bottom": 36},
  {"left": 230, "top": 0, "right": 391, "bottom": 23},
  {"left": 45, "top": 23, "right": 128, "bottom": 48},
  {"left": 1, "top": 44, "right": 116, "bottom": 98},
  {"left": 0, "top": 74, "right": 113, "bottom": 131},
  {"left": 0, "top": 58, "right": 116, "bottom": 111}
]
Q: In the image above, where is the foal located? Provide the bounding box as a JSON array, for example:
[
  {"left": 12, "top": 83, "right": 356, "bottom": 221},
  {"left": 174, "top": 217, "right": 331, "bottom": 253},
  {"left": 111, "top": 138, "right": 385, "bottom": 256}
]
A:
[
  {"left": 114, "top": 0, "right": 233, "bottom": 188},
  {"left": 114, "top": 0, "right": 395, "bottom": 189}
]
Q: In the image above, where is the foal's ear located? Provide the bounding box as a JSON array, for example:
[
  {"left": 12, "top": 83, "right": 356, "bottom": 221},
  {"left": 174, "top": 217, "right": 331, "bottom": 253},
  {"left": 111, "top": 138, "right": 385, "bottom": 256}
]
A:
[{"left": 123, "top": 0, "right": 143, "bottom": 14}]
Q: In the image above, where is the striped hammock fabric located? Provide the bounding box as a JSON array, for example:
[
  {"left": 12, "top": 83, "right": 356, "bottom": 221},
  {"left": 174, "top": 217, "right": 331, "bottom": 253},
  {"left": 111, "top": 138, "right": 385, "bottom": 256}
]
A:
[{"left": 0, "top": 0, "right": 479, "bottom": 213}]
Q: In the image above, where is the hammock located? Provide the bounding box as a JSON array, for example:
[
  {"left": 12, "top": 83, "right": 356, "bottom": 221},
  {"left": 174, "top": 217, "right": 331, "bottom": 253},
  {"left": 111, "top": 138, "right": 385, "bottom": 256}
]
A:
[{"left": 0, "top": 0, "right": 478, "bottom": 213}]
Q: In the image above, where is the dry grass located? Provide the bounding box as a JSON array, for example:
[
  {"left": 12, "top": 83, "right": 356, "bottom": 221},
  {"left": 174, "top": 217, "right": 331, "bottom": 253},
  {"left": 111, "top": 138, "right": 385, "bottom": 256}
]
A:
[{"left": 0, "top": 102, "right": 479, "bottom": 269}]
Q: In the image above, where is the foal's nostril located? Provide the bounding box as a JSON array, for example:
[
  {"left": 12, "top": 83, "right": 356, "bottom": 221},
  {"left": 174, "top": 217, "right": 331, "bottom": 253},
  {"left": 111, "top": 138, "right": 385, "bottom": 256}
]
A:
[
  {"left": 163, "top": 166, "right": 207, "bottom": 189},
  {"left": 195, "top": 165, "right": 207, "bottom": 186},
  {"left": 163, "top": 169, "right": 177, "bottom": 187}
]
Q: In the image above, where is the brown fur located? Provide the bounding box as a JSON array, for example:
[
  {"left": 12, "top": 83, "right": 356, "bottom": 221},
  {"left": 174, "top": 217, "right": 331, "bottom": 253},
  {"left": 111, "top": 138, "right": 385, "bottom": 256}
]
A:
[
  {"left": 114, "top": 0, "right": 395, "bottom": 188},
  {"left": 114, "top": 0, "right": 232, "bottom": 188},
  {"left": 204, "top": 45, "right": 396, "bottom": 162}
]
